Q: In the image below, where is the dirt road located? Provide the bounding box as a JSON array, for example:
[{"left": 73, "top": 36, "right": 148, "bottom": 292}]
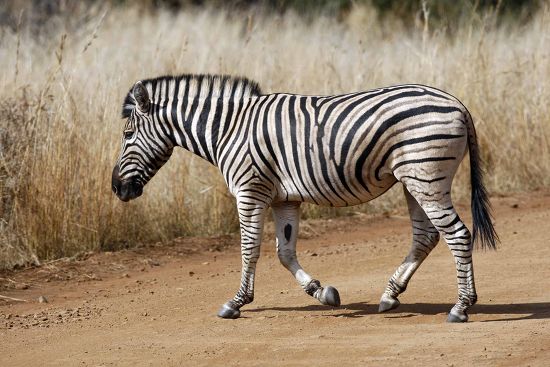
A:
[{"left": 1, "top": 193, "right": 549, "bottom": 366}]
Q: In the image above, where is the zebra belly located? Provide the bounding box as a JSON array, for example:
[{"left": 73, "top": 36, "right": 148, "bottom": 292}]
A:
[{"left": 273, "top": 165, "right": 398, "bottom": 207}]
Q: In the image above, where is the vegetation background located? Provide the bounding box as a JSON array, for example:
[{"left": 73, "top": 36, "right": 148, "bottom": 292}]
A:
[{"left": 0, "top": 0, "right": 548, "bottom": 269}]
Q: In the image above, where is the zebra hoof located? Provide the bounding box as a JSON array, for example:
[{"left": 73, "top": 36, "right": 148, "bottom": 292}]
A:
[
  {"left": 217, "top": 303, "right": 241, "bottom": 319},
  {"left": 378, "top": 294, "right": 400, "bottom": 313},
  {"left": 447, "top": 310, "right": 468, "bottom": 323},
  {"left": 319, "top": 286, "right": 341, "bottom": 307}
]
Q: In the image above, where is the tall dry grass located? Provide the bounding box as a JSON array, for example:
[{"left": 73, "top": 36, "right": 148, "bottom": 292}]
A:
[{"left": 0, "top": 4, "right": 549, "bottom": 269}]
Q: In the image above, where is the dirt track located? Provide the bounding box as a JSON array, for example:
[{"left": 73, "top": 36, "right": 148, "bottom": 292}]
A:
[{"left": 1, "top": 193, "right": 549, "bottom": 366}]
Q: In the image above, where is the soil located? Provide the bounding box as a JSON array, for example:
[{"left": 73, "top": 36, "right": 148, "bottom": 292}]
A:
[{"left": 1, "top": 192, "right": 549, "bottom": 366}]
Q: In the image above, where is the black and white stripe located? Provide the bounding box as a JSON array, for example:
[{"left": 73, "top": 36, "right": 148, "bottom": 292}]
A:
[{"left": 113, "top": 74, "right": 498, "bottom": 322}]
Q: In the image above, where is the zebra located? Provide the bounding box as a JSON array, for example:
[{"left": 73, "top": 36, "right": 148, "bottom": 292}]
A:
[{"left": 112, "top": 74, "right": 498, "bottom": 323}]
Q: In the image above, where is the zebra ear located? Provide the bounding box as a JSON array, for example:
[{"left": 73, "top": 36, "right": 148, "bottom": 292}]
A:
[{"left": 133, "top": 81, "right": 150, "bottom": 113}]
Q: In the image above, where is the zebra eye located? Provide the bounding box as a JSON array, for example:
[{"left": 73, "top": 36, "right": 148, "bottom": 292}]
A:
[{"left": 124, "top": 130, "right": 134, "bottom": 140}]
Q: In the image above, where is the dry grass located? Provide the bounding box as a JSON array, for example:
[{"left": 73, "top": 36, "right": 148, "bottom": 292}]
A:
[{"left": 0, "top": 4, "right": 549, "bottom": 268}]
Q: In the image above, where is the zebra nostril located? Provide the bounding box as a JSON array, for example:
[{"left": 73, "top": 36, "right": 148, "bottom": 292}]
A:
[{"left": 113, "top": 185, "right": 118, "bottom": 194}]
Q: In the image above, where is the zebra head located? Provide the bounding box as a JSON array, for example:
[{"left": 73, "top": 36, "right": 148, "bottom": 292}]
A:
[{"left": 112, "top": 81, "right": 174, "bottom": 202}]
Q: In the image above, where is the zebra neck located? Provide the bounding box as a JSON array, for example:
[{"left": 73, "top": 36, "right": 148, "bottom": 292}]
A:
[{"left": 166, "top": 96, "right": 250, "bottom": 165}]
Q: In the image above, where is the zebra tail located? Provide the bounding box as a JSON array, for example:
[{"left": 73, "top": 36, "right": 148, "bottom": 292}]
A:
[{"left": 465, "top": 109, "right": 499, "bottom": 250}]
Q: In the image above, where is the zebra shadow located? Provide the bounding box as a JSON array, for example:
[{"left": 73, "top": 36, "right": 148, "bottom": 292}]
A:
[{"left": 246, "top": 302, "right": 550, "bottom": 322}]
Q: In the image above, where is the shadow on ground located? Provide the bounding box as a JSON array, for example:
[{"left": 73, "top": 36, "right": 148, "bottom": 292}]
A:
[{"left": 246, "top": 302, "right": 550, "bottom": 322}]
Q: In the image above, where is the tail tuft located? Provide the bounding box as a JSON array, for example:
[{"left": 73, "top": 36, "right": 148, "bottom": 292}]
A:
[{"left": 467, "top": 112, "right": 499, "bottom": 250}]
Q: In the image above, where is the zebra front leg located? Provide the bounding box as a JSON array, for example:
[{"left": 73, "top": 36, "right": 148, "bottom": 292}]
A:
[
  {"left": 379, "top": 187, "right": 440, "bottom": 312},
  {"left": 272, "top": 202, "right": 341, "bottom": 307},
  {"left": 217, "top": 201, "right": 267, "bottom": 319}
]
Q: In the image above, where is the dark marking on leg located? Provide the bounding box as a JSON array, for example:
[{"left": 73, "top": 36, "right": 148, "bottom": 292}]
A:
[{"left": 284, "top": 223, "right": 292, "bottom": 241}]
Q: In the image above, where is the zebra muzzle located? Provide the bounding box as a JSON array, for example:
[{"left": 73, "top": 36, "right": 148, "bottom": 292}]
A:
[{"left": 112, "top": 165, "right": 143, "bottom": 202}]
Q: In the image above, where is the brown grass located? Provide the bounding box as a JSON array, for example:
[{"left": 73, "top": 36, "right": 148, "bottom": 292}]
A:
[{"left": 0, "top": 4, "right": 549, "bottom": 269}]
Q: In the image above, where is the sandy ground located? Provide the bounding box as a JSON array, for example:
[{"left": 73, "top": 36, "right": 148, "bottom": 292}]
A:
[{"left": 1, "top": 192, "right": 549, "bottom": 366}]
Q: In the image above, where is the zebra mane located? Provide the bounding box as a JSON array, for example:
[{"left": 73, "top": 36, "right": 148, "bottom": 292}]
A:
[{"left": 121, "top": 74, "right": 262, "bottom": 118}]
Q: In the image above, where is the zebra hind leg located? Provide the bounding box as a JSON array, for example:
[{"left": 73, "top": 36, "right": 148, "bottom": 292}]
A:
[
  {"left": 272, "top": 202, "right": 341, "bottom": 307},
  {"left": 379, "top": 186, "right": 440, "bottom": 312},
  {"left": 217, "top": 201, "right": 267, "bottom": 319},
  {"left": 403, "top": 187, "right": 477, "bottom": 323}
]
